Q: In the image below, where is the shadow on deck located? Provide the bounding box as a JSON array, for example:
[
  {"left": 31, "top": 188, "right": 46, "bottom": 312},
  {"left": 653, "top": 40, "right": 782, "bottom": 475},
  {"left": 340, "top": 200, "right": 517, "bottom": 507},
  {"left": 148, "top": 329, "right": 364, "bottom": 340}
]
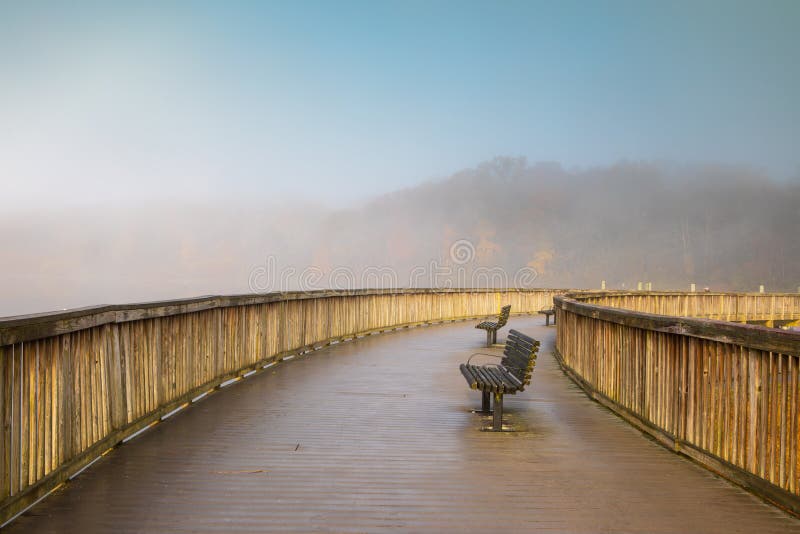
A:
[{"left": 9, "top": 317, "right": 800, "bottom": 533}]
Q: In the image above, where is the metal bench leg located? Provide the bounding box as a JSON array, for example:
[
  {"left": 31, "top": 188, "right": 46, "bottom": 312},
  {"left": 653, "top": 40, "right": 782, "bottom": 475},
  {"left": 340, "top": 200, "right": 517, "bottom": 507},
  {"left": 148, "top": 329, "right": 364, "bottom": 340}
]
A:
[
  {"left": 486, "top": 330, "right": 492, "bottom": 347},
  {"left": 472, "top": 390, "right": 492, "bottom": 414},
  {"left": 492, "top": 330, "right": 497, "bottom": 344},
  {"left": 492, "top": 393, "right": 503, "bottom": 431},
  {"left": 545, "top": 315, "right": 550, "bottom": 326},
  {"left": 482, "top": 390, "right": 491, "bottom": 412}
]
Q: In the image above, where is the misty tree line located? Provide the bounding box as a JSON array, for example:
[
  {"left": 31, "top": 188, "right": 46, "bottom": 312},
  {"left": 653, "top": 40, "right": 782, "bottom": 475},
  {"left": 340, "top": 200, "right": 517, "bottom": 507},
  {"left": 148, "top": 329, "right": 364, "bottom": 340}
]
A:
[
  {"left": 315, "top": 158, "right": 800, "bottom": 292},
  {"left": 3, "top": 157, "right": 799, "bottom": 316}
]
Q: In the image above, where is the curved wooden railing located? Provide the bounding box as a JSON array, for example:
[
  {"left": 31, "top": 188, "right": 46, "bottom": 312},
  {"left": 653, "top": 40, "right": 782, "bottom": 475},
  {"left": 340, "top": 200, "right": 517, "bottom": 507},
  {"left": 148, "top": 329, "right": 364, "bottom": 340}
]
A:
[
  {"left": 576, "top": 291, "right": 800, "bottom": 324},
  {"left": 554, "top": 291, "right": 800, "bottom": 515},
  {"left": 0, "top": 288, "right": 563, "bottom": 524},
  {"left": 5, "top": 287, "right": 799, "bottom": 523}
]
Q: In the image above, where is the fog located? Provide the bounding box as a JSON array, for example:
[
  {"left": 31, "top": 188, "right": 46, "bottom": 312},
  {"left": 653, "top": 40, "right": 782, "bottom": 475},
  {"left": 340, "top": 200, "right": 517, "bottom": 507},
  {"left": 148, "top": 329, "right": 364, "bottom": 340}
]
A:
[
  {"left": 2, "top": 158, "right": 798, "bottom": 317},
  {"left": 2, "top": 3, "right": 799, "bottom": 316}
]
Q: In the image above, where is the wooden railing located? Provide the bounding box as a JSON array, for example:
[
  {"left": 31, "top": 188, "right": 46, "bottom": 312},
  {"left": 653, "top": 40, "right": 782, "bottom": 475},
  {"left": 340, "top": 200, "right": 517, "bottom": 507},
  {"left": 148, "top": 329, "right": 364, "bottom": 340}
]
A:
[
  {"left": 0, "top": 288, "right": 563, "bottom": 524},
  {"left": 554, "top": 291, "right": 800, "bottom": 515},
  {"left": 576, "top": 291, "right": 800, "bottom": 323},
  {"left": 6, "top": 287, "right": 799, "bottom": 522}
]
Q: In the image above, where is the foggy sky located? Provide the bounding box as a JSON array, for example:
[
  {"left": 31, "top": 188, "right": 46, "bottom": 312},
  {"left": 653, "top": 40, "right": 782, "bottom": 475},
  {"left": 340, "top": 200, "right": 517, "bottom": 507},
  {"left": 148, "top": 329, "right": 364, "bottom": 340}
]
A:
[
  {"left": 2, "top": 1, "right": 799, "bottom": 209},
  {"left": 2, "top": 159, "right": 798, "bottom": 317},
  {"left": 2, "top": 2, "right": 799, "bottom": 316}
]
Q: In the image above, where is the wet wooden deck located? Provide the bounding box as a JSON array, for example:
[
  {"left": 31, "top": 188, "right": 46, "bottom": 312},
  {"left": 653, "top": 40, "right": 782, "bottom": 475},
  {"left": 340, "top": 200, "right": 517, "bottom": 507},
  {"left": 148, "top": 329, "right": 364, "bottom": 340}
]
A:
[{"left": 8, "top": 317, "right": 800, "bottom": 532}]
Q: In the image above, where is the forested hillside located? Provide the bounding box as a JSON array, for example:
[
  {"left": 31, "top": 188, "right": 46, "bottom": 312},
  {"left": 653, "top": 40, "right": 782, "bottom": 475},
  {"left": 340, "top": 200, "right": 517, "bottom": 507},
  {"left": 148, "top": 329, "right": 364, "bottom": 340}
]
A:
[
  {"left": 315, "top": 158, "right": 800, "bottom": 291},
  {"left": 3, "top": 158, "right": 799, "bottom": 316}
]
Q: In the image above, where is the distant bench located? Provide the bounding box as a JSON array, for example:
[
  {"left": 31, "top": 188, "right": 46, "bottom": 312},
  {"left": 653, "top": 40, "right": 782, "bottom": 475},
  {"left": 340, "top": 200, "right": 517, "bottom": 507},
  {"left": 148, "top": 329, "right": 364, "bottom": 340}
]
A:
[
  {"left": 475, "top": 304, "right": 511, "bottom": 346},
  {"left": 539, "top": 307, "right": 556, "bottom": 326},
  {"left": 459, "top": 329, "right": 540, "bottom": 431}
]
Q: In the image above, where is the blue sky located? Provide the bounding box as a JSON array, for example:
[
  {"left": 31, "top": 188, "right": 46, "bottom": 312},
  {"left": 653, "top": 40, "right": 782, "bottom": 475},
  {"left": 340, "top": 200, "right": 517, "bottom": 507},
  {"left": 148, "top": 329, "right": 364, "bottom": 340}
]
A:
[{"left": 1, "top": 1, "right": 798, "bottom": 206}]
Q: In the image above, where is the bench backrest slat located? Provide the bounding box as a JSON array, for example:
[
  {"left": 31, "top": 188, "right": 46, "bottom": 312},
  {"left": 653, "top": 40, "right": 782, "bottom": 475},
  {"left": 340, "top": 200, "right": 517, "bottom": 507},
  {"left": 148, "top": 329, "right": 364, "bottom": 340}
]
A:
[
  {"left": 496, "top": 305, "right": 512, "bottom": 328},
  {"left": 501, "top": 329, "right": 540, "bottom": 388}
]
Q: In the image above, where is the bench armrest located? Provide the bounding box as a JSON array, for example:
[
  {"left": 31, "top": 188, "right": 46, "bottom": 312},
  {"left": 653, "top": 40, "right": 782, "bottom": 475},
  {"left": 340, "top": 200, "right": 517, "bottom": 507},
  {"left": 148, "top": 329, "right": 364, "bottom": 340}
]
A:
[{"left": 466, "top": 352, "right": 503, "bottom": 365}]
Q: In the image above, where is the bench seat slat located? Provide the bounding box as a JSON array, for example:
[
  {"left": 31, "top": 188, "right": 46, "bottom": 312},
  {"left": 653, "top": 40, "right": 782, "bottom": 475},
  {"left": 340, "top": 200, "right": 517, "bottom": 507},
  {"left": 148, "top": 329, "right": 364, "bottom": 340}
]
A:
[
  {"left": 476, "top": 366, "right": 502, "bottom": 393},
  {"left": 465, "top": 364, "right": 490, "bottom": 392},
  {"left": 488, "top": 366, "right": 519, "bottom": 393},
  {"left": 459, "top": 364, "right": 479, "bottom": 389},
  {"left": 485, "top": 367, "right": 509, "bottom": 393},
  {"left": 487, "top": 366, "right": 512, "bottom": 393}
]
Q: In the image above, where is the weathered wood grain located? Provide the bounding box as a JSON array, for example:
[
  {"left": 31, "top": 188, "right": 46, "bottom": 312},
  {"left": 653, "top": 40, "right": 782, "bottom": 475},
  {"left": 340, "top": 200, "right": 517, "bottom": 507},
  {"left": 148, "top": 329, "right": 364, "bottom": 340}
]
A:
[
  {"left": 0, "top": 288, "right": 564, "bottom": 524},
  {"left": 555, "top": 291, "right": 800, "bottom": 516},
  {"left": 2, "top": 287, "right": 797, "bottom": 524}
]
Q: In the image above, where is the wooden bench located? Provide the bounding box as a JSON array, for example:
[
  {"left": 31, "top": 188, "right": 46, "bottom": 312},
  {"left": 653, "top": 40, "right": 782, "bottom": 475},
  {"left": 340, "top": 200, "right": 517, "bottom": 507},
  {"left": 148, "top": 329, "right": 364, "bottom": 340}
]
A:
[
  {"left": 459, "top": 329, "right": 540, "bottom": 431},
  {"left": 475, "top": 304, "right": 511, "bottom": 346},
  {"left": 539, "top": 307, "right": 556, "bottom": 326}
]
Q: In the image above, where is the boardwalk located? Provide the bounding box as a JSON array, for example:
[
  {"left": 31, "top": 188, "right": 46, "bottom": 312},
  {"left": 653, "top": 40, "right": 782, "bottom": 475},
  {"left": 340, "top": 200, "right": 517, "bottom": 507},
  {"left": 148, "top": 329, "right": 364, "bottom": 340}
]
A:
[{"left": 8, "top": 317, "right": 800, "bottom": 533}]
